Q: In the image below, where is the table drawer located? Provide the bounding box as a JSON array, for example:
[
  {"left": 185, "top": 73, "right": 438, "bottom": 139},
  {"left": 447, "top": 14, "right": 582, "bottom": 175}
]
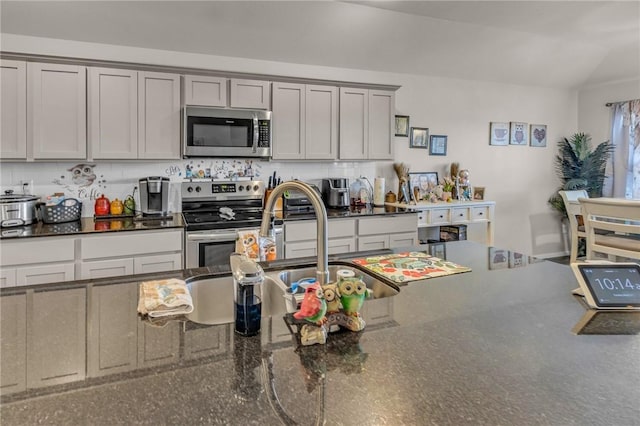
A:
[
  {"left": 471, "top": 206, "right": 490, "bottom": 222},
  {"left": 429, "top": 209, "right": 451, "bottom": 225},
  {"left": 451, "top": 207, "right": 470, "bottom": 223}
]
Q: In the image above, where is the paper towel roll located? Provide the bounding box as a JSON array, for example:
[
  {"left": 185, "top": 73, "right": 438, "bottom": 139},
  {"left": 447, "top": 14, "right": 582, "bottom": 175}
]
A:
[{"left": 373, "top": 177, "right": 385, "bottom": 206}]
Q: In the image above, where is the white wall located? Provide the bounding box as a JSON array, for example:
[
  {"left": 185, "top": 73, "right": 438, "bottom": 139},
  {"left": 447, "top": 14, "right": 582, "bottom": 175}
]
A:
[{"left": 2, "top": 34, "right": 582, "bottom": 255}]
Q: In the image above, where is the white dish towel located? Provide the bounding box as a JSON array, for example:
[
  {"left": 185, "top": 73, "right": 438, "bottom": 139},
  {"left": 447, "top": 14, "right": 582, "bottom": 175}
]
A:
[{"left": 137, "top": 278, "right": 194, "bottom": 317}]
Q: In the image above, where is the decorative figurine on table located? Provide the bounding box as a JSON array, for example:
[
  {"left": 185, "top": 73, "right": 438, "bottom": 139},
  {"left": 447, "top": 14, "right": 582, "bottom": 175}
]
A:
[
  {"left": 290, "top": 274, "right": 368, "bottom": 346},
  {"left": 293, "top": 283, "right": 328, "bottom": 346}
]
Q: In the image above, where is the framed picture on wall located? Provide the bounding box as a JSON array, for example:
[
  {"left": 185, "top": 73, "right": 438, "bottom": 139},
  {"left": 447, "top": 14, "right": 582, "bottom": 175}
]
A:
[
  {"left": 473, "top": 186, "right": 485, "bottom": 200},
  {"left": 488, "top": 247, "right": 509, "bottom": 270},
  {"left": 410, "top": 127, "right": 429, "bottom": 148},
  {"left": 530, "top": 124, "right": 547, "bottom": 147},
  {"left": 395, "top": 115, "right": 410, "bottom": 137},
  {"left": 429, "top": 135, "right": 447, "bottom": 155},
  {"left": 489, "top": 122, "right": 509, "bottom": 145},
  {"left": 509, "top": 122, "right": 529, "bottom": 145}
]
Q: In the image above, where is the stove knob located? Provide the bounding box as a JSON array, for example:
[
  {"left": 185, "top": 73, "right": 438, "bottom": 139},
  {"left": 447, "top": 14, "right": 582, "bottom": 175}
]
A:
[
  {"left": 237, "top": 185, "right": 243, "bottom": 192},
  {"left": 246, "top": 185, "right": 252, "bottom": 192},
  {"left": 195, "top": 186, "right": 201, "bottom": 193},
  {"left": 253, "top": 185, "right": 260, "bottom": 192},
  {"left": 187, "top": 186, "right": 193, "bottom": 193}
]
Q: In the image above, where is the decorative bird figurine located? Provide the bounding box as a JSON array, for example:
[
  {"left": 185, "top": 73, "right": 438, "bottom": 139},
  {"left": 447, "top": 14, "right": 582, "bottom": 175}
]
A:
[
  {"left": 293, "top": 282, "right": 327, "bottom": 325},
  {"left": 322, "top": 283, "right": 341, "bottom": 314},
  {"left": 338, "top": 277, "right": 367, "bottom": 316}
]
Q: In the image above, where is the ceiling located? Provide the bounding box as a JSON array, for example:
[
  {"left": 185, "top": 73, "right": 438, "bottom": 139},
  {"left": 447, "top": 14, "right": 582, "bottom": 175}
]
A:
[{"left": 1, "top": 1, "right": 638, "bottom": 89}]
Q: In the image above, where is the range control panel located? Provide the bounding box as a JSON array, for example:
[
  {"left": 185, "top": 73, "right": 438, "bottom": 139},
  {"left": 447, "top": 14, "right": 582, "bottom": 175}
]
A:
[{"left": 181, "top": 180, "right": 264, "bottom": 200}]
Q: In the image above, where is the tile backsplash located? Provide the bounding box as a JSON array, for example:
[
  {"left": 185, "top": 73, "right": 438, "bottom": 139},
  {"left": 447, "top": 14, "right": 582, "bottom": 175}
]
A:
[{"left": 0, "top": 159, "right": 390, "bottom": 217}]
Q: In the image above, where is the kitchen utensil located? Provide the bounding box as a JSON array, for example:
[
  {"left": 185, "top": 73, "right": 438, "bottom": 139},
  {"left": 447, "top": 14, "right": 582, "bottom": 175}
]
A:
[
  {"left": 110, "top": 198, "right": 124, "bottom": 215},
  {"left": 0, "top": 191, "right": 39, "bottom": 227},
  {"left": 385, "top": 191, "right": 397, "bottom": 203},
  {"left": 322, "top": 178, "right": 350, "bottom": 209},
  {"left": 124, "top": 195, "right": 136, "bottom": 215},
  {"left": 95, "top": 194, "right": 110, "bottom": 216}
]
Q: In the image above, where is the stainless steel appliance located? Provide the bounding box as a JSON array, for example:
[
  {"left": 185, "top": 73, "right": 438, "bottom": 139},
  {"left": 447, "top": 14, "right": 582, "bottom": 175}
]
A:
[
  {"left": 321, "top": 178, "right": 350, "bottom": 209},
  {"left": 182, "top": 180, "right": 283, "bottom": 269},
  {"left": 139, "top": 177, "right": 169, "bottom": 216},
  {"left": 283, "top": 183, "right": 321, "bottom": 215},
  {"left": 0, "top": 191, "right": 39, "bottom": 227},
  {"left": 183, "top": 106, "right": 272, "bottom": 158}
]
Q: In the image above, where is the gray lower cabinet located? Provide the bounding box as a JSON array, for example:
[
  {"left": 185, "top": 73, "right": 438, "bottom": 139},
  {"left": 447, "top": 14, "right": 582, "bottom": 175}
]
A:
[
  {"left": 87, "top": 282, "right": 138, "bottom": 377},
  {"left": 137, "top": 320, "right": 180, "bottom": 368},
  {"left": 27, "top": 287, "right": 86, "bottom": 389},
  {"left": 0, "top": 294, "right": 27, "bottom": 395}
]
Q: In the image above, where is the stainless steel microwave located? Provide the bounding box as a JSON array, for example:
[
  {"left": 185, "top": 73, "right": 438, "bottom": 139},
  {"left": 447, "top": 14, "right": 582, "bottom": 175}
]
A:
[{"left": 183, "top": 106, "right": 272, "bottom": 158}]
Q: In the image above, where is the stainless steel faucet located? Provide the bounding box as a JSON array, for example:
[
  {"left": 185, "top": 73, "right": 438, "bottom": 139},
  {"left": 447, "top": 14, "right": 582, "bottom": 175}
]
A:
[{"left": 260, "top": 180, "right": 329, "bottom": 286}]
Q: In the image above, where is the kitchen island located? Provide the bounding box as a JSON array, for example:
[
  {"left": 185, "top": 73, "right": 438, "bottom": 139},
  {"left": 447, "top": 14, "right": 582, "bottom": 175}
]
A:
[{"left": 1, "top": 241, "right": 639, "bottom": 425}]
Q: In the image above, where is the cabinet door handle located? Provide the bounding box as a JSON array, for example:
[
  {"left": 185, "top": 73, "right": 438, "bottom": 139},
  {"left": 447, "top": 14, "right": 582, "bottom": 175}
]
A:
[
  {"left": 478, "top": 212, "right": 483, "bottom": 216},
  {"left": 459, "top": 213, "right": 464, "bottom": 217},
  {"left": 439, "top": 215, "right": 443, "bottom": 218}
]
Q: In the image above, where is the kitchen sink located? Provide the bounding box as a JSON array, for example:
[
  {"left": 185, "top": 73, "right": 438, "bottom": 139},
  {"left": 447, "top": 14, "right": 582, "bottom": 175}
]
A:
[
  {"left": 267, "top": 263, "right": 399, "bottom": 313},
  {"left": 185, "top": 274, "right": 289, "bottom": 325}
]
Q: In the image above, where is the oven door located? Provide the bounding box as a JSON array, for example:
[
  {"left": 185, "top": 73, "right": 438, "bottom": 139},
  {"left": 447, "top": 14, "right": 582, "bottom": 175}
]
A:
[{"left": 185, "top": 227, "right": 283, "bottom": 269}]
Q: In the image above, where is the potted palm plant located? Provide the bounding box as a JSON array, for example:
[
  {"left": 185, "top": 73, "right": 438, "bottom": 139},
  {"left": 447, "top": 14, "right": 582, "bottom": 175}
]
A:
[{"left": 548, "top": 132, "right": 613, "bottom": 216}]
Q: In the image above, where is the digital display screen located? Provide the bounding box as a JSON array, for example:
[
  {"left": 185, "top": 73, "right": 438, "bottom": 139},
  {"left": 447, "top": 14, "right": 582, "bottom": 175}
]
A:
[
  {"left": 578, "top": 265, "right": 640, "bottom": 308},
  {"left": 212, "top": 184, "right": 236, "bottom": 193}
]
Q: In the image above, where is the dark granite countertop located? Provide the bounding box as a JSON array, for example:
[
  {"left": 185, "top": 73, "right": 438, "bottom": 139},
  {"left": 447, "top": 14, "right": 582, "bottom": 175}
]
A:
[
  {"left": 281, "top": 205, "right": 414, "bottom": 221},
  {"left": 0, "top": 213, "right": 185, "bottom": 239},
  {"left": 1, "top": 241, "right": 639, "bottom": 425}
]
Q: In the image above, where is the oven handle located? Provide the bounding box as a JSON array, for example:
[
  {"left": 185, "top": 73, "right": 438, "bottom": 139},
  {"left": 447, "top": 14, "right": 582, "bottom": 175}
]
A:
[{"left": 186, "top": 231, "right": 239, "bottom": 242}]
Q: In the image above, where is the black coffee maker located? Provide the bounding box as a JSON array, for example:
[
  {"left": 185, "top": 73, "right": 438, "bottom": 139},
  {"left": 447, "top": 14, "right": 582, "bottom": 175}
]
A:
[{"left": 139, "top": 176, "right": 169, "bottom": 216}]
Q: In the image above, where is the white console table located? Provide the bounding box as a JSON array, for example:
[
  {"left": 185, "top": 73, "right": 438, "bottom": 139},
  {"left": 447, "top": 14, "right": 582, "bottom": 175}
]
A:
[{"left": 385, "top": 200, "right": 496, "bottom": 245}]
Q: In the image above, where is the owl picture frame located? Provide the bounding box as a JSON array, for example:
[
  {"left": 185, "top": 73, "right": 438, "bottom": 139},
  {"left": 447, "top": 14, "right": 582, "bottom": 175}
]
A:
[
  {"left": 509, "top": 122, "right": 529, "bottom": 145},
  {"left": 530, "top": 124, "right": 547, "bottom": 147}
]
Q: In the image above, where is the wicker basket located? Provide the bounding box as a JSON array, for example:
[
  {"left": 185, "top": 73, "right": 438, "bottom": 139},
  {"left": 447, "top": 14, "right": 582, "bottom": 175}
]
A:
[{"left": 38, "top": 198, "right": 82, "bottom": 224}]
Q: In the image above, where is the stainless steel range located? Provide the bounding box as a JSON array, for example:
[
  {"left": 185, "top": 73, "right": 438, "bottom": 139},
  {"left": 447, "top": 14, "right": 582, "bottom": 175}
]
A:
[{"left": 182, "top": 180, "right": 282, "bottom": 269}]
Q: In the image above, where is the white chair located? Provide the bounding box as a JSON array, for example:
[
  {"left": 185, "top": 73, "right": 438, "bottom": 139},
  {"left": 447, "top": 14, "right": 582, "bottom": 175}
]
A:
[
  {"left": 578, "top": 197, "right": 640, "bottom": 262},
  {"left": 559, "top": 190, "right": 589, "bottom": 263}
]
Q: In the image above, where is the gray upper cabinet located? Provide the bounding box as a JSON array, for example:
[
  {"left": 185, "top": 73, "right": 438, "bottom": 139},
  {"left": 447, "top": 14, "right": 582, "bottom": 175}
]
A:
[
  {"left": 272, "top": 83, "right": 337, "bottom": 160},
  {"left": 339, "top": 87, "right": 395, "bottom": 160},
  {"left": 229, "top": 78, "right": 271, "bottom": 109},
  {"left": 339, "top": 87, "right": 368, "bottom": 160},
  {"left": 306, "top": 85, "right": 338, "bottom": 159},
  {"left": 182, "top": 75, "right": 227, "bottom": 107},
  {"left": 368, "top": 89, "right": 395, "bottom": 160},
  {"left": 89, "top": 67, "right": 180, "bottom": 160},
  {"left": 88, "top": 67, "right": 138, "bottom": 159},
  {"left": 271, "top": 82, "right": 305, "bottom": 159},
  {"left": 28, "top": 62, "right": 87, "bottom": 159},
  {"left": 138, "top": 71, "right": 180, "bottom": 159},
  {"left": 0, "top": 60, "right": 27, "bottom": 160}
]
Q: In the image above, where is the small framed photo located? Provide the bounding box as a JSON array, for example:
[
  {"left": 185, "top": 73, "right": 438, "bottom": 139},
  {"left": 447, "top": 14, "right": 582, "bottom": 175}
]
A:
[
  {"left": 489, "top": 122, "right": 509, "bottom": 146},
  {"left": 489, "top": 247, "right": 509, "bottom": 270},
  {"left": 473, "top": 186, "right": 485, "bottom": 200},
  {"left": 429, "top": 243, "right": 446, "bottom": 259},
  {"left": 395, "top": 115, "right": 410, "bottom": 137},
  {"left": 429, "top": 135, "right": 447, "bottom": 156},
  {"left": 510, "top": 122, "right": 528, "bottom": 145},
  {"left": 530, "top": 124, "right": 547, "bottom": 147},
  {"left": 408, "top": 172, "right": 439, "bottom": 201},
  {"left": 509, "top": 251, "right": 528, "bottom": 268},
  {"left": 410, "top": 127, "right": 429, "bottom": 148}
]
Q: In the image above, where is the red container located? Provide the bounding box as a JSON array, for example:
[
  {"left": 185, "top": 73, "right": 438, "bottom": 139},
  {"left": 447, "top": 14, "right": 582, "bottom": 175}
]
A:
[{"left": 94, "top": 195, "right": 110, "bottom": 216}]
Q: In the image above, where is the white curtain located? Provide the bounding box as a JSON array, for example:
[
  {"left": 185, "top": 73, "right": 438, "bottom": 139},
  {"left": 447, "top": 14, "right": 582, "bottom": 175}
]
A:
[{"left": 607, "top": 99, "right": 640, "bottom": 199}]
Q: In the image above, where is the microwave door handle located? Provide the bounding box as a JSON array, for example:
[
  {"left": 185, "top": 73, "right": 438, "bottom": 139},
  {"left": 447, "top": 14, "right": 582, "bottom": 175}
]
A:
[{"left": 252, "top": 116, "right": 259, "bottom": 153}]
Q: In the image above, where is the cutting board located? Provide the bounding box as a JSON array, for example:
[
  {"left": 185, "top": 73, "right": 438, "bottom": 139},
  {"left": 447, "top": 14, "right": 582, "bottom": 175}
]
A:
[{"left": 351, "top": 251, "right": 471, "bottom": 284}]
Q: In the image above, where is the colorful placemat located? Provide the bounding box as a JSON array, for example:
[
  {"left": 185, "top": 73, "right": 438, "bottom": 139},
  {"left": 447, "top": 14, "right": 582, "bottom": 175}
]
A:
[{"left": 351, "top": 251, "right": 471, "bottom": 284}]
